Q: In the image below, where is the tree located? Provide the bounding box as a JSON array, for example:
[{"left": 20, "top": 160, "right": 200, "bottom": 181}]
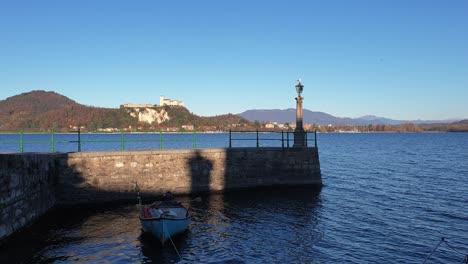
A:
[{"left": 254, "top": 120, "right": 261, "bottom": 128}]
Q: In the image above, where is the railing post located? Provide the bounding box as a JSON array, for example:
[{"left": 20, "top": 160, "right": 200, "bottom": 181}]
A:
[
  {"left": 305, "top": 130, "right": 308, "bottom": 147},
  {"left": 159, "top": 131, "right": 162, "bottom": 150},
  {"left": 77, "top": 127, "right": 81, "bottom": 152},
  {"left": 50, "top": 128, "right": 55, "bottom": 152},
  {"left": 20, "top": 129, "right": 24, "bottom": 153},
  {"left": 281, "top": 130, "right": 284, "bottom": 148},
  {"left": 286, "top": 131, "right": 290, "bottom": 148},
  {"left": 314, "top": 130, "right": 317, "bottom": 148},
  {"left": 120, "top": 130, "right": 124, "bottom": 151},
  {"left": 193, "top": 130, "right": 197, "bottom": 149},
  {"left": 229, "top": 129, "right": 232, "bottom": 148},
  {"left": 256, "top": 129, "right": 259, "bottom": 147}
]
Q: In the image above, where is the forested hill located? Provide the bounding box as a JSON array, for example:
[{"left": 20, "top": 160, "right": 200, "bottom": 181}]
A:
[
  {"left": 0, "top": 90, "right": 251, "bottom": 132},
  {"left": 160, "top": 106, "right": 250, "bottom": 129},
  {"left": 0, "top": 91, "right": 137, "bottom": 131}
]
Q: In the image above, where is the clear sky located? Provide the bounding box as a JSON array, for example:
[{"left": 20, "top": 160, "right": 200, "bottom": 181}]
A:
[{"left": 1, "top": 0, "right": 467, "bottom": 120}]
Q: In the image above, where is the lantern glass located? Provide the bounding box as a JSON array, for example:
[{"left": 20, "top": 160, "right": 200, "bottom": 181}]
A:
[{"left": 295, "top": 81, "right": 303, "bottom": 96}]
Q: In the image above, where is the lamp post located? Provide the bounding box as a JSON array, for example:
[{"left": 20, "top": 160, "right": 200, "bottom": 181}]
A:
[{"left": 294, "top": 80, "right": 306, "bottom": 147}]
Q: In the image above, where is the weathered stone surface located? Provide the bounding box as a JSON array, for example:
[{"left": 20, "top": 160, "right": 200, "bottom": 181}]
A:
[{"left": 0, "top": 153, "right": 57, "bottom": 244}]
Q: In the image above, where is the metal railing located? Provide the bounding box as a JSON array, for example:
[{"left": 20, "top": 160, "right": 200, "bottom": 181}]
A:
[
  {"left": 228, "top": 129, "right": 317, "bottom": 148},
  {"left": 0, "top": 129, "right": 199, "bottom": 153},
  {"left": 0, "top": 129, "right": 317, "bottom": 153},
  {"left": 71, "top": 130, "right": 199, "bottom": 151}
]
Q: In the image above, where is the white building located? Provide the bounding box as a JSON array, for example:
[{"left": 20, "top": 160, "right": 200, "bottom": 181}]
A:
[
  {"left": 181, "top": 124, "right": 194, "bottom": 130},
  {"left": 160, "top": 96, "right": 184, "bottom": 107},
  {"left": 122, "top": 103, "right": 155, "bottom": 108}
]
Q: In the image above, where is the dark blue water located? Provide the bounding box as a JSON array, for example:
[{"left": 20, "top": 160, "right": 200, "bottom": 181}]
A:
[{"left": 1, "top": 133, "right": 467, "bottom": 263}]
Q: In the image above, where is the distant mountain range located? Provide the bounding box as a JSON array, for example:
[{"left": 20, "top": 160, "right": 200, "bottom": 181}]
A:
[{"left": 239, "top": 109, "right": 461, "bottom": 126}]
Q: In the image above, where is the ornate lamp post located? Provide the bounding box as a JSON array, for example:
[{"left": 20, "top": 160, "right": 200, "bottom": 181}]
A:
[{"left": 294, "top": 80, "right": 306, "bottom": 147}]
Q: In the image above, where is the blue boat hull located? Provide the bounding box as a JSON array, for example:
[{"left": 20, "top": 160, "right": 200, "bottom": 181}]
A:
[{"left": 140, "top": 217, "right": 190, "bottom": 244}]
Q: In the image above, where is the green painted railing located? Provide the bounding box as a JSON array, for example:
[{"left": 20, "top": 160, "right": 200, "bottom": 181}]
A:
[{"left": 0, "top": 129, "right": 201, "bottom": 153}]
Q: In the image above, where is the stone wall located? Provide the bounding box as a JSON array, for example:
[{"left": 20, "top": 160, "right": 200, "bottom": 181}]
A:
[
  {"left": 0, "top": 147, "right": 321, "bottom": 242},
  {"left": 56, "top": 148, "right": 321, "bottom": 204},
  {"left": 0, "top": 153, "right": 57, "bottom": 243}
]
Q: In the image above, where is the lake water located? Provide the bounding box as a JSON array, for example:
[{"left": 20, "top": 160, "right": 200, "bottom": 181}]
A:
[{"left": 1, "top": 133, "right": 467, "bottom": 263}]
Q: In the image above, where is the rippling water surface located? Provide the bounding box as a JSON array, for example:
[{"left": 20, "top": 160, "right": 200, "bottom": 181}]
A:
[{"left": 1, "top": 133, "right": 467, "bottom": 263}]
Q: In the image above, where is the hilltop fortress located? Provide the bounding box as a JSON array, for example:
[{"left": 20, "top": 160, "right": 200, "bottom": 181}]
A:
[
  {"left": 159, "top": 96, "right": 184, "bottom": 107},
  {"left": 120, "top": 96, "right": 184, "bottom": 125},
  {"left": 122, "top": 96, "right": 184, "bottom": 109}
]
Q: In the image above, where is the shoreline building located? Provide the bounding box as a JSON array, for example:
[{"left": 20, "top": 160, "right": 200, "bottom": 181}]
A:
[{"left": 160, "top": 96, "right": 184, "bottom": 107}]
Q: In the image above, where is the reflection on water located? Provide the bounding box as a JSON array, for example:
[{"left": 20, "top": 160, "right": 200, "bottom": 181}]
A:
[{"left": 0, "top": 188, "right": 322, "bottom": 263}]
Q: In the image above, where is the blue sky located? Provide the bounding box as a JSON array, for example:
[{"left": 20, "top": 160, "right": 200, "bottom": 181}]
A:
[{"left": 0, "top": 0, "right": 467, "bottom": 120}]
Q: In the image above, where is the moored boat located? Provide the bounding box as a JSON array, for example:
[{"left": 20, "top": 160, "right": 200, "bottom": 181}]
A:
[{"left": 138, "top": 193, "right": 191, "bottom": 244}]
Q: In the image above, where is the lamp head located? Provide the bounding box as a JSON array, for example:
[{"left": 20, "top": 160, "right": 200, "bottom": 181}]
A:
[{"left": 295, "top": 79, "right": 304, "bottom": 97}]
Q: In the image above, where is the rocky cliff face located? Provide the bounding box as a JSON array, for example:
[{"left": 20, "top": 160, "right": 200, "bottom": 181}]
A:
[{"left": 128, "top": 107, "right": 170, "bottom": 124}]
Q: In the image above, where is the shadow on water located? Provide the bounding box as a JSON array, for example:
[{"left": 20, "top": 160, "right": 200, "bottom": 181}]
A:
[
  {"left": 1, "top": 189, "right": 322, "bottom": 263},
  {"left": 137, "top": 186, "right": 323, "bottom": 263},
  {"left": 187, "top": 188, "right": 323, "bottom": 262},
  {"left": 0, "top": 204, "right": 130, "bottom": 263},
  {"left": 139, "top": 231, "right": 191, "bottom": 263}
]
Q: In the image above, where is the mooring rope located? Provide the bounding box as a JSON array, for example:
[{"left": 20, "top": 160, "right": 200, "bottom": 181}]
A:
[
  {"left": 423, "top": 237, "right": 445, "bottom": 264},
  {"left": 163, "top": 221, "right": 182, "bottom": 261},
  {"left": 167, "top": 230, "right": 183, "bottom": 261},
  {"left": 459, "top": 255, "right": 468, "bottom": 264},
  {"left": 443, "top": 238, "right": 468, "bottom": 257},
  {"left": 423, "top": 237, "right": 468, "bottom": 264}
]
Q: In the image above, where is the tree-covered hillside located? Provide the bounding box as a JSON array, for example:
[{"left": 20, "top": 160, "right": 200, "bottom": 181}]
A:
[
  {"left": 0, "top": 91, "right": 138, "bottom": 131},
  {"left": 0, "top": 90, "right": 253, "bottom": 132}
]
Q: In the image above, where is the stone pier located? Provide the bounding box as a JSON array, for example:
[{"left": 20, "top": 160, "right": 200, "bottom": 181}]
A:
[{"left": 0, "top": 147, "right": 321, "bottom": 243}]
